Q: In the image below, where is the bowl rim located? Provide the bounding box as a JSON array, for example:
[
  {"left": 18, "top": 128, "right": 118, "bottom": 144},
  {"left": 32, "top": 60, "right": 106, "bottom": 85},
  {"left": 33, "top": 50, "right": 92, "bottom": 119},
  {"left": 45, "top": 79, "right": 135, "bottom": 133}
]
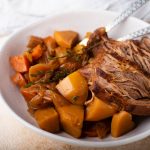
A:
[{"left": 0, "top": 10, "right": 150, "bottom": 148}]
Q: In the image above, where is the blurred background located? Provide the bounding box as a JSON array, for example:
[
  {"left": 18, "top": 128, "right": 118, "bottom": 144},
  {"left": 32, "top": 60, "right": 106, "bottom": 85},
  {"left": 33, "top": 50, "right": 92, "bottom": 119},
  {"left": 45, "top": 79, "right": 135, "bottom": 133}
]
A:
[{"left": 0, "top": 0, "right": 150, "bottom": 37}]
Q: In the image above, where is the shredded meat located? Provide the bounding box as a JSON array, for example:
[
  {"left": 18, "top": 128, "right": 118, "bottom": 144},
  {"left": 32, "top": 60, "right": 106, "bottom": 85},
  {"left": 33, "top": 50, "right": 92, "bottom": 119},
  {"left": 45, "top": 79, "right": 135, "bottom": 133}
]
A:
[{"left": 80, "top": 28, "right": 150, "bottom": 116}]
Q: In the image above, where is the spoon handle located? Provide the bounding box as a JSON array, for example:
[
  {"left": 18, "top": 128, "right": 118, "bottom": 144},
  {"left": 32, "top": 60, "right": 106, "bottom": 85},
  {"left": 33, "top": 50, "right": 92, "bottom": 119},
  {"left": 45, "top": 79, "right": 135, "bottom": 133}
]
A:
[
  {"left": 105, "top": 0, "right": 149, "bottom": 32},
  {"left": 117, "top": 26, "right": 150, "bottom": 41}
]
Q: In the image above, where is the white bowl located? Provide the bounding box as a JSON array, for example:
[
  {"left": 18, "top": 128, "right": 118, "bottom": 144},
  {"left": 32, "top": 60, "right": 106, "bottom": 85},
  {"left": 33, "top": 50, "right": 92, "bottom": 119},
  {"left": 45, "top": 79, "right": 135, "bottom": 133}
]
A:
[{"left": 0, "top": 10, "right": 150, "bottom": 148}]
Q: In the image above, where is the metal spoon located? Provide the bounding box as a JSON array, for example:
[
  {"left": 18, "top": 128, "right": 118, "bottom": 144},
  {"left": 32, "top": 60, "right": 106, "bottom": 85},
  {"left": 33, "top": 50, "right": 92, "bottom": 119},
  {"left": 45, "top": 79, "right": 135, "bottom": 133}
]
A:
[
  {"left": 79, "top": 0, "right": 149, "bottom": 46},
  {"left": 117, "top": 26, "right": 150, "bottom": 41}
]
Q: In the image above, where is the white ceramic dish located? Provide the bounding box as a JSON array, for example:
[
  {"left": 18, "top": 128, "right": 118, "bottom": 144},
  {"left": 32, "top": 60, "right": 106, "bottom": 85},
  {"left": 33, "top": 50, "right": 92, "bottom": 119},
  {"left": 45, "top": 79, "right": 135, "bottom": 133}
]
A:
[{"left": 0, "top": 10, "right": 150, "bottom": 148}]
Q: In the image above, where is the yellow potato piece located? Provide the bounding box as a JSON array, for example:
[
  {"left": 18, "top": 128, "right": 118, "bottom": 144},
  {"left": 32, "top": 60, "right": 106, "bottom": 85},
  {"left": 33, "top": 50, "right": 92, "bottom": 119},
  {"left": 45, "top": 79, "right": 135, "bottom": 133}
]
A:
[
  {"left": 111, "top": 111, "right": 135, "bottom": 137},
  {"left": 34, "top": 107, "right": 60, "bottom": 133},
  {"left": 84, "top": 32, "right": 92, "bottom": 38},
  {"left": 56, "top": 71, "right": 88, "bottom": 105},
  {"left": 54, "top": 30, "right": 78, "bottom": 48},
  {"left": 31, "top": 44, "right": 43, "bottom": 60},
  {"left": 29, "top": 61, "right": 59, "bottom": 82},
  {"left": 73, "top": 44, "right": 84, "bottom": 54},
  {"left": 24, "top": 51, "right": 33, "bottom": 63},
  {"left": 85, "top": 96, "right": 116, "bottom": 121},
  {"left": 44, "top": 36, "right": 57, "bottom": 49},
  {"left": 55, "top": 47, "right": 68, "bottom": 64},
  {"left": 60, "top": 105, "right": 84, "bottom": 138},
  {"left": 50, "top": 91, "right": 84, "bottom": 138}
]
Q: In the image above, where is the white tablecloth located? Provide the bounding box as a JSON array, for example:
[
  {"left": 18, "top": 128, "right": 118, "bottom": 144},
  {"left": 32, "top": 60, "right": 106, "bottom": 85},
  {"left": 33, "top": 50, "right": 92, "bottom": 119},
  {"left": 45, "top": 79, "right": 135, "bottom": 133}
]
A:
[{"left": 0, "top": 0, "right": 150, "bottom": 36}]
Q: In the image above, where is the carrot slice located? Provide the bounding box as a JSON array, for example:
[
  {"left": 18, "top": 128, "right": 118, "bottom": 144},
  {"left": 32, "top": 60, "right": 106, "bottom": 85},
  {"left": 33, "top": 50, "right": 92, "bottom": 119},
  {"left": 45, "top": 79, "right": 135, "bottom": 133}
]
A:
[
  {"left": 11, "top": 72, "right": 26, "bottom": 88},
  {"left": 54, "top": 31, "right": 78, "bottom": 48},
  {"left": 44, "top": 36, "right": 57, "bottom": 50},
  {"left": 111, "top": 111, "right": 135, "bottom": 137},
  {"left": 31, "top": 44, "right": 43, "bottom": 60},
  {"left": 10, "top": 55, "right": 30, "bottom": 72}
]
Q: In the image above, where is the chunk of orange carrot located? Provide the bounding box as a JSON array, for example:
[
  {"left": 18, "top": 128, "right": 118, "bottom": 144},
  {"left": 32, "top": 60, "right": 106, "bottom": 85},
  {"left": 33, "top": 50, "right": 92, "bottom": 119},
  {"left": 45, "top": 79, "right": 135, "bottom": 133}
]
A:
[
  {"left": 11, "top": 72, "right": 26, "bottom": 88},
  {"left": 31, "top": 44, "right": 43, "bottom": 60},
  {"left": 10, "top": 55, "right": 30, "bottom": 72}
]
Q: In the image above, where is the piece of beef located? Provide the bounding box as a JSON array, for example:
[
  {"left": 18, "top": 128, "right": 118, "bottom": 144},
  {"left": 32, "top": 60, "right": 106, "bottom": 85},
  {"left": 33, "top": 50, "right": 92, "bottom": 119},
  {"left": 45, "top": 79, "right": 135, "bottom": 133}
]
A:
[
  {"left": 104, "top": 39, "right": 150, "bottom": 76},
  {"left": 135, "top": 37, "right": 150, "bottom": 52},
  {"left": 86, "top": 28, "right": 150, "bottom": 76},
  {"left": 80, "top": 28, "right": 150, "bottom": 115}
]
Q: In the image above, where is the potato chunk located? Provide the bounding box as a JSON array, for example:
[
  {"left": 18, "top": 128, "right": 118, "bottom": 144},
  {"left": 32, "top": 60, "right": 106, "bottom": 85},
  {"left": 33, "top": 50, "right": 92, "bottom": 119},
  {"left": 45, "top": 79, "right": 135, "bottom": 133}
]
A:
[
  {"left": 34, "top": 107, "right": 60, "bottom": 133},
  {"left": 85, "top": 96, "right": 116, "bottom": 121},
  {"left": 56, "top": 71, "right": 88, "bottom": 105},
  {"left": 55, "top": 47, "right": 68, "bottom": 64},
  {"left": 50, "top": 91, "right": 84, "bottom": 138},
  {"left": 111, "top": 111, "right": 135, "bottom": 137},
  {"left": 54, "top": 31, "right": 78, "bottom": 48},
  {"left": 29, "top": 61, "right": 59, "bottom": 82}
]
